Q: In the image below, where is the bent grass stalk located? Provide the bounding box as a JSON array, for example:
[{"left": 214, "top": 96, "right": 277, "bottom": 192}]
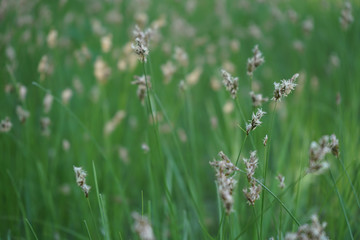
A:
[
  {"left": 253, "top": 177, "right": 300, "bottom": 226},
  {"left": 329, "top": 169, "right": 354, "bottom": 240}
]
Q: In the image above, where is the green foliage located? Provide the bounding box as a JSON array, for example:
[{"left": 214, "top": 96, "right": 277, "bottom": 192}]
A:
[{"left": 0, "top": 0, "right": 359, "bottom": 239}]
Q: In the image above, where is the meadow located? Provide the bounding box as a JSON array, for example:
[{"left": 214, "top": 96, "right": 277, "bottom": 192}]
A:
[{"left": 0, "top": 0, "right": 359, "bottom": 239}]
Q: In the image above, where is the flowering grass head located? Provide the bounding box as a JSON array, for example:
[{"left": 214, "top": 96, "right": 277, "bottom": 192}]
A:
[
  {"left": 272, "top": 73, "right": 299, "bottom": 101},
  {"left": 210, "top": 151, "right": 239, "bottom": 214},
  {"left": 73, "top": 166, "right": 91, "bottom": 198}
]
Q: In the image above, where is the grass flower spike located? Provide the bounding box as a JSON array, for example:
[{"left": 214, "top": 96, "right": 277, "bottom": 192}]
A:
[
  {"left": 73, "top": 166, "right": 91, "bottom": 198},
  {"left": 243, "top": 151, "right": 258, "bottom": 182},
  {"left": 250, "top": 91, "right": 268, "bottom": 107},
  {"left": 242, "top": 151, "right": 262, "bottom": 205},
  {"left": 132, "top": 75, "right": 151, "bottom": 104},
  {"left": 246, "top": 108, "right": 266, "bottom": 135},
  {"left": 285, "top": 215, "right": 329, "bottom": 240},
  {"left": 243, "top": 182, "right": 262, "bottom": 206},
  {"left": 221, "top": 69, "right": 238, "bottom": 99},
  {"left": 272, "top": 73, "right": 299, "bottom": 101},
  {"left": 210, "top": 151, "right": 240, "bottom": 214},
  {"left": 276, "top": 174, "right": 285, "bottom": 189},
  {"left": 132, "top": 25, "right": 153, "bottom": 63},
  {"left": 132, "top": 212, "right": 156, "bottom": 240},
  {"left": 132, "top": 38, "right": 149, "bottom": 62},
  {"left": 247, "top": 45, "right": 264, "bottom": 76},
  {"left": 308, "top": 134, "right": 339, "bottom": 174},
  {"left": 0, "top": 117, "right": 12, "bottom": 133},
  {"left": 340, "top": 2, "right": 354, "bottom": 30}
]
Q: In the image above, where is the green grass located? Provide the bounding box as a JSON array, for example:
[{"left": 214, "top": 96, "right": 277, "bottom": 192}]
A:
[{"left": 1, "top": 0, "right": 359, "bottom": 239}]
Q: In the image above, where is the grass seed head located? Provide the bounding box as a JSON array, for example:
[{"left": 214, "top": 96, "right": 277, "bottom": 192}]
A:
[
  {"left": 173, "top": 46, "right": 189, "bottom": 67},
  {"left": 40, "top": 117, "right": 51, "bottom": 137},
  {"left": 263, "top": 134, "right": 268, "bottom": 146},
  {"left": 247, "top": 45, "right": 264, "bottom": 76},
  {"left": 61, "top": 88, "right": 73, "bottom": 105},
  {"left": 132, "top": 37, "right": 149, "bottom": 62},
  {"left": 210, "top": 151, "right": 239, "bottom": 214},
  {"left": 73, "top": 166, "right": 91, "bottom": 198},
  {"left": 104, "top": 110, "right": 126, "bottom": 136},
  {"left": 243, "top": 151, "right": 258, "bottom": 182},
  {"left": 285, "top": 214, "right": 329, "bottom": 240},
  {"left": 221, "top": 69, "right": 238, "bottom": 99},
  {"left": 246, "top": 108, "right": 266, "bottom": 135},
  {"left": 0, "top": 117, "right": 12, "bottom": 133},
  {"left": 250, "top": 91, "right": 268, "bottom": 107},
  {"left": 47, "top": 29, "right": 58, "bottom": 48},
  {"left": 340, "top": 2, "right": 354, "bottom": 30},
  {"left": 243, "top": 181, "right": 262, "bottom": 206},
  {"left": 161, "top": 61, "right": 177, "bottom": 84},
  {"left": 38, "top": 55, "right": 53, "bottom": 81},
  {"left": 16, "top": 105, "right": 30, "bottom": 123},
  {"left": 276, "top": 174, "right": 285, "bottom": 189},
  {"left": 308, "top": 134, "right": 339, "bottom": 174},
  {"left": 272, "top": 73, "right": 299, "bottom": 102},
  {"left": 101, "top": 34, "right": 112, "bottom": 53},
  {"left": 94, "top": 57, "right": 111, "bottom": 84},
  {"left": 132, "top": 75, "right": 151, "bottom": 104},
  {"left": 132, "top": 212, "right": 156, "bottom": 240}
]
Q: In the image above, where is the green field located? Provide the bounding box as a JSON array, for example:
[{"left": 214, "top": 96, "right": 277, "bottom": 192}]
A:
[{"left": 1, "top": 0, "right": 359, "bottom": 239}]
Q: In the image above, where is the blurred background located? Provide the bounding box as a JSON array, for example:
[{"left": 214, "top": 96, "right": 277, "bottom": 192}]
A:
[{"left": 0, "top": 0, "right": 359, "bottom": 239}]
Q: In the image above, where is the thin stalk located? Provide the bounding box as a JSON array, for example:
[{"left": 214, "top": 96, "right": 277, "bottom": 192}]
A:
[
  {"left": 252, "top": 207, "right": 260, "bottom": 240},
  {"left": 92, "top": 161, "right": 110, "bottom": 240},
  {"left": 235, "top": 135, "right": 248, "bottom": 166},
  {"left": 142, "top": 60, "right": 167, "bottom": 231},
  {"left": 217, "top": 212, "right": 226, "bottom": 240},
  {"left": 254, "top": 178, "right": 300, "bottom": 226},
  {"left": 260, "top": 102, "right": 277, "bottom": 238},
  {"left": 7, "top": 170, "right": 31, "bottom": 239},
  {"left": 235, "top": 99, "right": 256, "bottom": 150},
  {"left": 329, "top": 170, "right": 354, "bottom": 240},
  {"left": 249, "top": 74, "right": 253, "bottom": 92},
  {"left": 87, "top": 199, "right": 101, "bottom": 240},
  {"left": 83, "top": 220, "right": 93, "bottom": 240},
  {"left": 336, "top": 156, "right": 360, "bottom": 209},
  {"left": 25, "top": 219, "right": 39, "bottom": 240}
]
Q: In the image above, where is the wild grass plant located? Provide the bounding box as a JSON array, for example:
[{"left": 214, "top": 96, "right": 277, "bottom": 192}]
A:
[{"left": 0, "top": 0, "right": 359, "bottom": 239}]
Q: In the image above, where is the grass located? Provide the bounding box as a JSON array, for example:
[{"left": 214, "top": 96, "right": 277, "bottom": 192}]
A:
[{"left": 0, "top": 0, "right": 359, "bottom": 239}]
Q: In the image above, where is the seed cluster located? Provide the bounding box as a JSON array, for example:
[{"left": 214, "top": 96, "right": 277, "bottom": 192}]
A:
[
  {"left": 246, "top": 108, "right": 266, "bottom": 135},
  {"left": 247, "top": 45, "right": 265, "bottom": 76},
  {"left": 308, "top": 134, "right": 339, "bottom": 174},
  {"left": 285, "top": 215, "right": 329, "bottom": 240},
  {"left": 132, "top": 212, "right": 156, "bottom": 240},
  {"left": 221, "top": 69, "right": 239, "bottom": 99},
  {"left": 73, "top": 166, "right": 91, "bottom": 198},
  {"left": 272, "top": 73, "right": 299, "bottom": 101},
  {"left": 209, "top": 151, "right": 240, "bottom": 214},
  {"left": 243, "top": 151, "right": 262, "bottom": 206}
]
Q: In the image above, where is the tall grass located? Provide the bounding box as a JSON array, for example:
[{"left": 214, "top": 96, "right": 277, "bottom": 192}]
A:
[{"left": 0, "top": 0, "right": 359, "bottom": 239}]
